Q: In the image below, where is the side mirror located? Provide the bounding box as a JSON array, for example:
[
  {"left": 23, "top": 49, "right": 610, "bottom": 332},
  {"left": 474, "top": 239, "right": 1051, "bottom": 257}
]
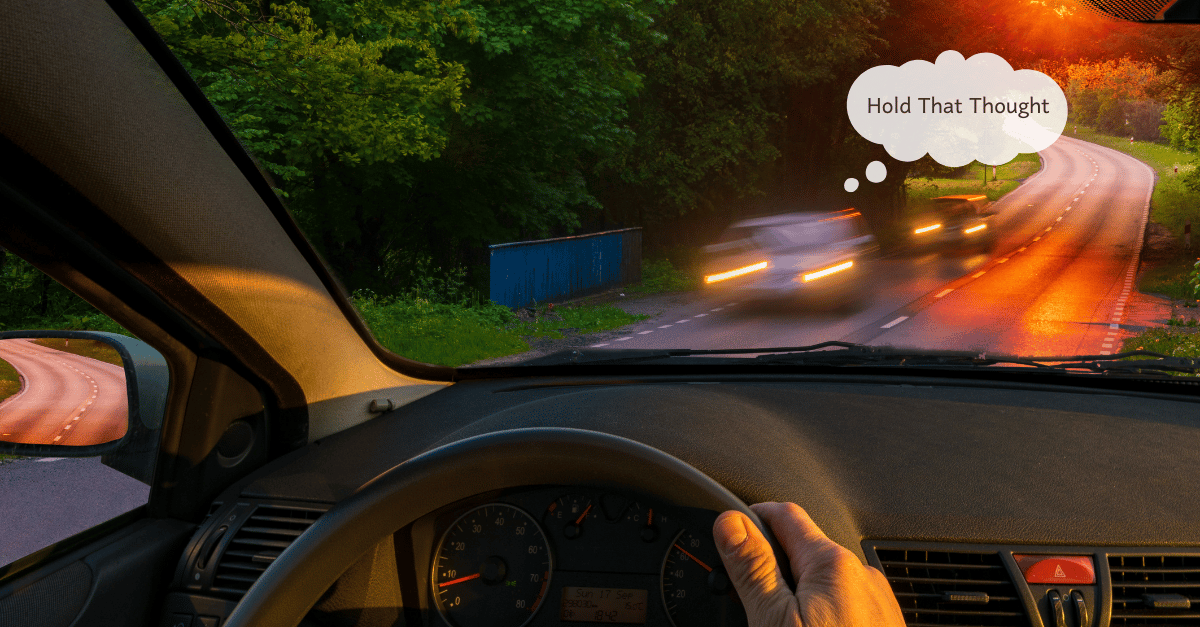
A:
[{"left": 0, "top": 330, "right": 167, "bottom": 484}]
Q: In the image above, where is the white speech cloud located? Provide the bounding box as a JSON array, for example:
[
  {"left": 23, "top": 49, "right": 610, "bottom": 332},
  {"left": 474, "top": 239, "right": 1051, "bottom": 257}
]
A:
[{"left": 846, "top": 51, "right": 1067, "bottom": 167}]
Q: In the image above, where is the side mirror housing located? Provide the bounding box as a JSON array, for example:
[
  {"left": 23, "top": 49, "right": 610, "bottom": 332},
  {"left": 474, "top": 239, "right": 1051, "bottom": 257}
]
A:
[{"left": 0, "top": 330, "right": 167, "bottom": 484}]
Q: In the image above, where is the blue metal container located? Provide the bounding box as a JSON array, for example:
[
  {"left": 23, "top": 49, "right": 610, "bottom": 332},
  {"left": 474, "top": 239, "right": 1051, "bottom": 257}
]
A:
[{"left": 489, "top": 228, "right": 642, "bottom": 309}]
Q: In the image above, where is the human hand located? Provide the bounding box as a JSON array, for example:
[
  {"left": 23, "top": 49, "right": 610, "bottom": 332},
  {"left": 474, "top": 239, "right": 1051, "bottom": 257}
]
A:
[{"left": 712, "top": 502, "right": 905, "bottom": 627}]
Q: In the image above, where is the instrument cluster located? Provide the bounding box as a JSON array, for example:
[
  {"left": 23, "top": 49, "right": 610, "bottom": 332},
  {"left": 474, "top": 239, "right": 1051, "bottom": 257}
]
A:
[{"left": 410, "top": 486, "right": 747, "bottom": 627}]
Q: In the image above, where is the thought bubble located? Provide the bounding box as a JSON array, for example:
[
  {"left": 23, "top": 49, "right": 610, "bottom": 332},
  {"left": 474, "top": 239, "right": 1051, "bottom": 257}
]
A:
[
  {"left": 845, "top": 161, "right": 887, "bottom": 192},
  {"left": 846, "top": 51, "right": 1067, "bottom": 167}
]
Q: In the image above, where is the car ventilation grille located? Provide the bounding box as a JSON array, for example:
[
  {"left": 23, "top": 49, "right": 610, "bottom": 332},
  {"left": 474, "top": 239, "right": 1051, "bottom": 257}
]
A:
[
  {"left": 210, "top": 503, "right": 325, "bottom": 599},
  {"left": 876, "top": 549, "right": 1026, "bottom": 627},
  {"left": 1111, "top": 555, "right": 1200, "bottom": 625}
]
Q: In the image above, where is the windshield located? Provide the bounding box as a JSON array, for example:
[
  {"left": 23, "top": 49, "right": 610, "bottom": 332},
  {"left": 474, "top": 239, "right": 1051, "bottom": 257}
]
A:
[{"left": 115, "top": 1, "right": 1200, "bottom": 369}]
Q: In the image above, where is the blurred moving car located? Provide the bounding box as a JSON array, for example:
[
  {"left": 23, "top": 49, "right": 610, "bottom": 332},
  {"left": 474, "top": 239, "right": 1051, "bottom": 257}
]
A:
[
  {"left": 701, "top": 209, "right": 879, "bottom": 309},
  {"left": 908, "top": 194, "right": 997, "bottom": 255}
]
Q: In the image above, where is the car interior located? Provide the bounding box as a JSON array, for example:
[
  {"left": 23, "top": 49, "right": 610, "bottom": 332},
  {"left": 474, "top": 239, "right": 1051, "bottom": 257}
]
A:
[{"left": 3, "top": 2, "right": 1200, "bottom": 627}]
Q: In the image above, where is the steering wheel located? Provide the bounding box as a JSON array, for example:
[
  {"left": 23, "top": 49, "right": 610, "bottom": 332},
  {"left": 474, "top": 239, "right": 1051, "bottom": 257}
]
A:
[{"left": 224, "top": 427, "right": 790, "bottom": 627}]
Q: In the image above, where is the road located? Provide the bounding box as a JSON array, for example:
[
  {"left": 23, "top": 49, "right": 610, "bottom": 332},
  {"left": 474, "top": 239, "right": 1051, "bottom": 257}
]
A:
[
  {"left": 590, "top": 136, "right": 1153, "bottom": 356},
  {"left": 0, "top": 339, "right": 128, "bottom": 446}
]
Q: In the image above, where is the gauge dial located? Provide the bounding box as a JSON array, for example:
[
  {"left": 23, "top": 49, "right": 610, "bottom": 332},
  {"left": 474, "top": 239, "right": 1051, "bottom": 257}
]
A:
[
  {"left": 432, "top": 504, "right": 552, "bottom": 627},
  {"left": 661, "top": 530, "right": 747, "bottom": 627},
  {"left": 546, "top": 494, "right": 599, "bottom": 539}
]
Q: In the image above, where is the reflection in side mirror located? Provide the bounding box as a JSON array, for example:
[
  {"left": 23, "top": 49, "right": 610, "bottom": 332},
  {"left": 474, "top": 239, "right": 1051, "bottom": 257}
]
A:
[
  {"left": 0, "top": 337, "right": 128, "bottom": 446},
  {"left": 0, "top": 330, "right": 167, "bottom": 484}
]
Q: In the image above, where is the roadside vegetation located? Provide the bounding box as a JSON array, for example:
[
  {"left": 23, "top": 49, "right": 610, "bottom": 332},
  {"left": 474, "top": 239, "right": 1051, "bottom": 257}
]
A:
[
  {"left": 628, "top": 258, "right": 701, "bottom": 295},
  {"left": 355, "top": 293, "right": 647, "bottom": 367},
  {"left": 31, "top": 339, "right": 124, "bottom": 368},
  {"left": 905, "top": 153, "right": 1043, "bottom": 205},
  {"left": 0, "top": 356, "right": 20, "bottom": 404}
]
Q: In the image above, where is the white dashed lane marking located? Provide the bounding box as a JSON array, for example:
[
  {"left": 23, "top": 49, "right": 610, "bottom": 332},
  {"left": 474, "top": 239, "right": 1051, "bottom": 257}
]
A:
[
  {"left": 881, "top": 316, "right": 908, "bottom": 329},
  {"left": 934, "top": 289, "right": 954, "bottom": 298}
]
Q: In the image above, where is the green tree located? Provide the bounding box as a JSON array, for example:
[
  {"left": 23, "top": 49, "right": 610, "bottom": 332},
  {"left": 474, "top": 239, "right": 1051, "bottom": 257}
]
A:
[
  {"left": 1071, "top": 88, "right": 1101, "bottom": 125},
  {"left": 1096, "top": 97, "right": 1127, "bottom": 135},
  {"left": 601, "top": 0, "right": 886, "bottom": 245}
]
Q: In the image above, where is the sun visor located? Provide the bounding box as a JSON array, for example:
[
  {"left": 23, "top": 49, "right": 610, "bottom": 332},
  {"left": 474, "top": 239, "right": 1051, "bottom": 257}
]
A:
[{"left": 0, "top": 0, "right": 448, "bottom": 440}]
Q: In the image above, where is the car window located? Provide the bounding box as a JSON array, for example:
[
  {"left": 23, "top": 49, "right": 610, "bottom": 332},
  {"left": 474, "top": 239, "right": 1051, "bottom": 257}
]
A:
[
  {"left": 126, "top": 0, "right": 1199, "bottom": 370},
  {"left": 0, "top": 255, "right": 155, "bottom": 567}
]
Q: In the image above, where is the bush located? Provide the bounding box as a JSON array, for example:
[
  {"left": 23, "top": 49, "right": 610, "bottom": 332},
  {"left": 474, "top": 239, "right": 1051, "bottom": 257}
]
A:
[
  {"left": 632, "top": 259, "right": 698, "bottom": 294},
  {"left": 1097, "top": 98, "right": 1128, "bottom": 136}
]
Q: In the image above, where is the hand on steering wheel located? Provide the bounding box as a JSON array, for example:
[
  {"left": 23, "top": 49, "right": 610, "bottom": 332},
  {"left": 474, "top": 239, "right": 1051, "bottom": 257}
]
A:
[{"left": 714, "top": 502, "right": 905, "bottom": 627}]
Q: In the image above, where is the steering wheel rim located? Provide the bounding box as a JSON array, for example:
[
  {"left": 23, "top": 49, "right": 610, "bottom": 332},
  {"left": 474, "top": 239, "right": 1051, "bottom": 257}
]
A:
[{"left": 224, "top": 427, "right": 784, "bottom": 627}]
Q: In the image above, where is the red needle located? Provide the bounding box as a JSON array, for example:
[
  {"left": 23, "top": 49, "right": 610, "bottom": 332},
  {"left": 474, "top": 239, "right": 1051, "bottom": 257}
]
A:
[
  {"left": 674, "top": 544, "right": 713, "bottom": 572},
  {"left": 439, "top": 572, "right": 481, "bottom": 587},
  {"left": 575, "top": 503, "right": 593, "bottom": 525}
]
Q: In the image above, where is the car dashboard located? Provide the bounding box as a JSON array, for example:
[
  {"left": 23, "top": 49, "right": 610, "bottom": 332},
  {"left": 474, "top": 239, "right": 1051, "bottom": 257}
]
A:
[{"left": 159, "top": 373, "right": 1200, "bottom": 627}]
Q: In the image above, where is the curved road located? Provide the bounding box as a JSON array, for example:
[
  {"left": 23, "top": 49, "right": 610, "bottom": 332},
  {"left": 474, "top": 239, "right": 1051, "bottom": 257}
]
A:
[
  {"left": 0, "top": 339, "right": 127, "bottom": 446},
  {"left": 590, "top": 136, "right": 1153, "bottom": 356}
]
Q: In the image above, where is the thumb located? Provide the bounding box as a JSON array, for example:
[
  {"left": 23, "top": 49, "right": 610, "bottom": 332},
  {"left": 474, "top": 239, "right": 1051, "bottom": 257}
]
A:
[{"left": 713, "top": 511, "right": 800, "bottom": 626}]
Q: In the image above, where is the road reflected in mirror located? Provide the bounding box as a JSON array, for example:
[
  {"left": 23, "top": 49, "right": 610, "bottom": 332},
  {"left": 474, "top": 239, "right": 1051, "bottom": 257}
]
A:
[{"left": 0, "top": 338, "right": 127, "bottom": 446}]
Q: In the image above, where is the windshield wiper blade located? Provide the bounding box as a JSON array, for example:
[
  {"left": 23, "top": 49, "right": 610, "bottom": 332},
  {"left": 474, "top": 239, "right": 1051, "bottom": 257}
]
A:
[
  {"left": 752, "top": 347, "right": 1199, "bottom": 375},
  {"left": 527, "top": 344, "right": 1199, "bottom": 376}
]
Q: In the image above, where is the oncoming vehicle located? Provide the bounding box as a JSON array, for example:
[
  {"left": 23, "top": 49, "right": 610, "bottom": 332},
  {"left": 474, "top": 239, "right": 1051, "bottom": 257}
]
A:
[
  {"left": 3, "top": 2, "right": 1200, "bottom": 627},
  {"left": 701, "top": 209, "right": 879, "bottom": 309},
  {"left": 908, "top": 194, "right": 997, "bottom": 255}
]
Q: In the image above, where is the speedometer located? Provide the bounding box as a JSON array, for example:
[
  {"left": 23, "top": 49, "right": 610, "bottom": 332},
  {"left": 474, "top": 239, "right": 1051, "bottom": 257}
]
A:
[
  {"left": 432, "top": 503, "right": 552, "bottom": 627},
  {"left": 661, "top": 529, "right": 746, "bottom": 627}
]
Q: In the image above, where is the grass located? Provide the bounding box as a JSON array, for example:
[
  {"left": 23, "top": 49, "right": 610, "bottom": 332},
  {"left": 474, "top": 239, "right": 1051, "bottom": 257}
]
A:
[
  {"left": 0, "top": 356, "right": 20, "bottom": 404},
  {"left": 905, "top": 153, "right": 1043, "bottom": 205},
  {"left": 1140, "top": 258, "right": 1196, "bottom": 300},
  {"left": 1121, "top": 328, "right": 1200, "bottom": 375},
  {"left": 353, "top": 294, "right": 647, "bottom": 367},
  {"left": 0, "top": 357, "right": 21, "bottom": 457},
  {"left": 31, "top": 338, "right": 124, "bottom": 368}
]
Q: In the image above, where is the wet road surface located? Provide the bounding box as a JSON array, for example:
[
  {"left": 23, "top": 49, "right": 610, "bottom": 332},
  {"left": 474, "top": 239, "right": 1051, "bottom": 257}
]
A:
[{"left": 588, "top": 137, "right": 1152, "bottom": 357}]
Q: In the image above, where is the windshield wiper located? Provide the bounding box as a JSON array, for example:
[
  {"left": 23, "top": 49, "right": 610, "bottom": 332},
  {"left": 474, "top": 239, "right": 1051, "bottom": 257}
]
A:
[{"left": 536, "top": 343, "right": 1200, "bottom": 376}]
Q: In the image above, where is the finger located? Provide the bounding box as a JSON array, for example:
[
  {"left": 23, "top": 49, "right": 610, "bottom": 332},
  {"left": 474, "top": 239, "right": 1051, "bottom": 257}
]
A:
[
  {"left": 751, "top": 502, "right": 860, "bottom": 591},
  {"left": 713, "top": 510, "right": 800, "bottom": 626}
]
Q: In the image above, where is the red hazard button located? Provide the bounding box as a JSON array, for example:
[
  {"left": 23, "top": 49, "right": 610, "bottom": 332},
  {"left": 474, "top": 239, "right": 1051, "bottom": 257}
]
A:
[{"left": 1013, "top": 555, "right": 1095, "bottom": 584}]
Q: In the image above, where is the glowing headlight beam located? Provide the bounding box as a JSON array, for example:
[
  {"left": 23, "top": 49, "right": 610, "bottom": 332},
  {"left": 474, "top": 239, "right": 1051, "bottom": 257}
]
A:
[
  {"left": 802, "top": 261, "right": 854, "bottom": 283},
  {"left": 964, "top": 224, "right": 987, "bottom": 234},
  {"left": 705, "top": 261, "right": 768, "bottom": 284},
  {"left": 914, "top": 224, "right": 942, "bottom": 235}
]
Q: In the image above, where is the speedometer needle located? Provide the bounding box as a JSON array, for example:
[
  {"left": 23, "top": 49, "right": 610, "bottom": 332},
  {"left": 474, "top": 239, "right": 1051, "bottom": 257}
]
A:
[
  {"left": 674, "top": 544, "right": 713, "bottom": 572},
  {"left": 439, "top": 572, "right": 482, "bottom": 587}
]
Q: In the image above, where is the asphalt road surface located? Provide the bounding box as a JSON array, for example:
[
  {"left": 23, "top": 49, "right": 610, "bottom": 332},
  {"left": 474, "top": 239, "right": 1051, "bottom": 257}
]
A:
[
  {"left": 589, "top": 136, "right": 1152, "bottom": 357},
  {"left": 0, "top": 339, "right": 128, "bottom": 446}
]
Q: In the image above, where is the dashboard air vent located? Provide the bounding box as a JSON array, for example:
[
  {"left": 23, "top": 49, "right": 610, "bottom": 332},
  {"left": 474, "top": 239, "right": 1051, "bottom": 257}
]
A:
[
  {"left": 210, "top": 503, "right": 325, "bottom": 598},
  {"left": 1110, "top": 554, "right": 1200, "bottom": 625},
  {"left": 876, "top": 548, "right": 1026, "bottom": 627}
]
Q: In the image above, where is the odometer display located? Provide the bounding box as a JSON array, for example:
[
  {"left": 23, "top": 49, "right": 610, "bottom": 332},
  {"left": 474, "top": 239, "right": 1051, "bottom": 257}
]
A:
[
  {"left": 432, "top": 504, "right": 552, "bottom": 627},
  {"left": 560, "top": 586, "right": 648, "bottom": 623}
]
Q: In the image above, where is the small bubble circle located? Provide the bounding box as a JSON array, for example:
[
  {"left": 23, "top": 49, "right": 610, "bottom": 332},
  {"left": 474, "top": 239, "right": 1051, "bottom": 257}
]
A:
[
  {"left": 844, "top": 178, "right": 860, "bottom": 192},
  {"left": 866, "top": 161, "right": 887, "bottom": 183}
]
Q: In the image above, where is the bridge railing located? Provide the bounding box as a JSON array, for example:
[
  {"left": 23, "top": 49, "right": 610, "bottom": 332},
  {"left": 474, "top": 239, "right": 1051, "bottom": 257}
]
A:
[{"left": 489, "top": 228, "right": 642, "bottom": 309}]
